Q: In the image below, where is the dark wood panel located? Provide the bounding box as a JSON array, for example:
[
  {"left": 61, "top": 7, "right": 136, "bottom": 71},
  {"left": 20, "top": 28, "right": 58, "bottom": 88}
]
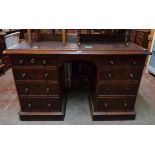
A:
[
  {"left": 96, "top": 81, "right": 139, "bottom": 95},
  {"left": 16, "top": 81, "right": 60, "bottom": 96},
  {"left": 95, "top": 96, "right": 136, "bottom": 112},
  {"left": 12, "top": 67, "right": 59, "bottom": 81},
  {"left": 19, "top": 97, "right": 62, "bottom": 112},
  {"left": 98, "top": 67, "right": 144, "bottom": 81},
  {"left": 11, "top": 55, "right": 59, "bottom": 66}
]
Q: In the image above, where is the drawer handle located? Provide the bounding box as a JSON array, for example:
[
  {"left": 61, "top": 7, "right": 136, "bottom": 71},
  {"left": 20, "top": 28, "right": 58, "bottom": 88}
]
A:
[
  {"left": 129, "top": 73, "right": 134, "bottom": 79},
  {"left": 124, "top": 102, "right": 127, "bottom": 111},
  {"left": 48, "top": 103, "right": 51, "bottom": 108},
  {"left": 110, "top": 60, "right": 114, "bottom": 65},
  {"left": 132, "top": 60, "right": 136, "bottom": 65},
  {"left": 31, "top": 58, "right": 35, "bottom": 64},
  {"left": 124, "top": 102, "right": 127, "bottom": 107},
  {"left": 19, "top": 59, "right": 24, "bottom": 64},
  {"left": 28, "top": 103, "right": 31, "bottom": 107},
  {"left": 25, "top": 88, "right": 29, "bottom": 93},
  {"left": 104, "top": 103, "right": 108, "bottom": 112},
  {"left": 104, "top": 103, "right": 108, "bottom": 110},
  {"left": 46, "top": 88, "right": 50, "bottom": 93},
  {"left": 44, "top": 73, "right": 48, "bottom": 78},
  {"left": 42, "top": 60, "right": 47, "bottom": 65},
  {"left": 108, "top": 73, "right": 112, "bottom": 79},
  {"left": 22, "top": 73, "right": 27, "bottom": 78}
]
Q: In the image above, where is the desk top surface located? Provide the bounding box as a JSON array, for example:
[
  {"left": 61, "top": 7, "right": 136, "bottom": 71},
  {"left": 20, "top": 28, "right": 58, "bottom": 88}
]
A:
[{"left": 3, "top": 41, "right": 150, "bottom": 55}]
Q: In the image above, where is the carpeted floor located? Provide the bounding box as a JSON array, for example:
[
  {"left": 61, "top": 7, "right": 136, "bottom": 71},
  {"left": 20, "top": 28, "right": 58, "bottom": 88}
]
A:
[{"left": 0, "top": 69, "right": 155, "bottom": 125}]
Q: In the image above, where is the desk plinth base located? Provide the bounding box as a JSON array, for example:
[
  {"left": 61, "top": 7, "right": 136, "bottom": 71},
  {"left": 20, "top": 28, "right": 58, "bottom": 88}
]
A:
[
  {"left": 91, "top": 111, "right": 136, "bottom": 121},
  {"left": 19, "top": 111, "right": 65, "bottom": 121},
  {"left": 89, "top": 96, "right": 136, "bottom": 121}
]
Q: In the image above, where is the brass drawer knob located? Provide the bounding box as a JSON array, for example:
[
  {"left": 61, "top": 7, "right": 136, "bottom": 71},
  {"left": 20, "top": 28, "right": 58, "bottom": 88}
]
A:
[
  {"left": 31, "top": 58, "right": 35, "bottom": 64},
  {"left": 25, "top": 88, "right": 29, "bottom": 93},
  {"left": 129, "top": 73, "right": 134, "bottom": 78},
  {"left": 44, "top": 73, "right": 48, "bottom": 78},
  {"left": 104, "top": 103, "right": 108, "bottom": 108},
  {"left": 132, "top": 60, "right": 136, "bottom": 65},
  {"left": 28, "top": 103, "right": 31, "bottom": 107},
  {"left": 42, "top": 60, "right": 47, "bottom": 65},
  {"left": 124, "top": 102, "right": 127, "bottom": 111},
  {"left": 108, "top": 73, "right": 112, "bottom": 79},
  {"left": 124, "top": 102, "right": 127, "bottom": 107},
  {"left": 22, "top": 73, "right": 27, "bottom": 78},
  {"left": 19, "top": 59, "right": 24, "bottom": 64},
  {"left": 46, "top": 88, "right": 50, "bottom": 93},
  {"left": 110, "top": 60, "right": 114, "bottom": 65}
]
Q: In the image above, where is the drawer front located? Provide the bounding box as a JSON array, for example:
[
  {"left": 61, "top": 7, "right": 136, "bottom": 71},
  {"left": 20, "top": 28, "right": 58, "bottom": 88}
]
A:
[
  {"left": 11, "top": 55, "right": 59, "bottom": 66},
  {"left": 16, "top": 81, "right": 60, "bottom": 96},
  {"left": 13, "top": 67, "right": 59, "bottom": 81},
  {"left": 98, "top": 67, "right": 143, "bottom": 81},
  {"left": 99, "top": 56, "right": 119, "bottom": 66},
  {"left": 118, "top": 67, "right": 143, "bottom": 80},
  {"left": 98, "top": 68, "right": 118, "bottom": 80},
  {"left": 119, "top": 82, "right": 139, "bottom": 95},
  {"left": 96, "top": 83, "right": 117, "bottom": 95},
  {"left": 99, "top": 55, "right": 145, "bottom": 67},
  {"left": 118, "top": 55, "right": 146, "bottom": 66},
  {"left": 19, "top": 97, "right": 62, "bottom": 112},
  {"left": 95, "top": 97, "right": 135, "bottom": 112},
  {"left": 97, "top": 82, "right": 139, "bottom": 95}
]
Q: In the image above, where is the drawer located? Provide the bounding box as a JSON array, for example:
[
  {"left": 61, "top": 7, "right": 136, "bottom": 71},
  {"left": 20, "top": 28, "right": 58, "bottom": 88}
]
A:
[
  {"left": 118, "top": 67, "right": 143, "bottom": 80},
  {"left": 95, "top": 97, "right": 135, "bottom": 112},
  {"left": 96, "top": 82, "right": 139, "bottom": 95},
  {"left": 98, "top": 68, "right": 118, "bottom": 80},
  {"left": 96, "top": 82, "right": 117, "bottom": 95},
  {"left": 118, "top": 82, "right": 139, "bottom": 95},
  {"left": 19, "top": 97, "right": 62, "bottom": 112},
  {"left": 98, "top": 67, "right": 143, "bottom": 81},
  {"left": 10, "top": 55, "right": 59, "bottom": 66},
  {"left": 118, "top": 55, "right": 146, "bottom": 66},
  {"left": 13, "top": 67, "right": 59, "bottom": 81},
  {"left": 99, "top": 55, "right": 145, "bottom": 67},
  {"left": 99, "top": 56, "right": 119, "bottom": 66},
  {"left": 16, "top": 81, "right": 60, "bottom": 96}
]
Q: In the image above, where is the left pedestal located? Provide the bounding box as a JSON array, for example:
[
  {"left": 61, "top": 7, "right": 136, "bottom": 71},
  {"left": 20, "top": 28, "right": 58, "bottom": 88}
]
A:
[{"left": 10, "top": 55, "right": 66, "bottom": 121}]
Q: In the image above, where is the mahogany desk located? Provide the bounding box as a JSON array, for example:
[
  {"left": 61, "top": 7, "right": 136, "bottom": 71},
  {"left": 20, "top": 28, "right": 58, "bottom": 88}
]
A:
[{"left": 3, "top": 41, "right": 150, "bottom": 121}]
